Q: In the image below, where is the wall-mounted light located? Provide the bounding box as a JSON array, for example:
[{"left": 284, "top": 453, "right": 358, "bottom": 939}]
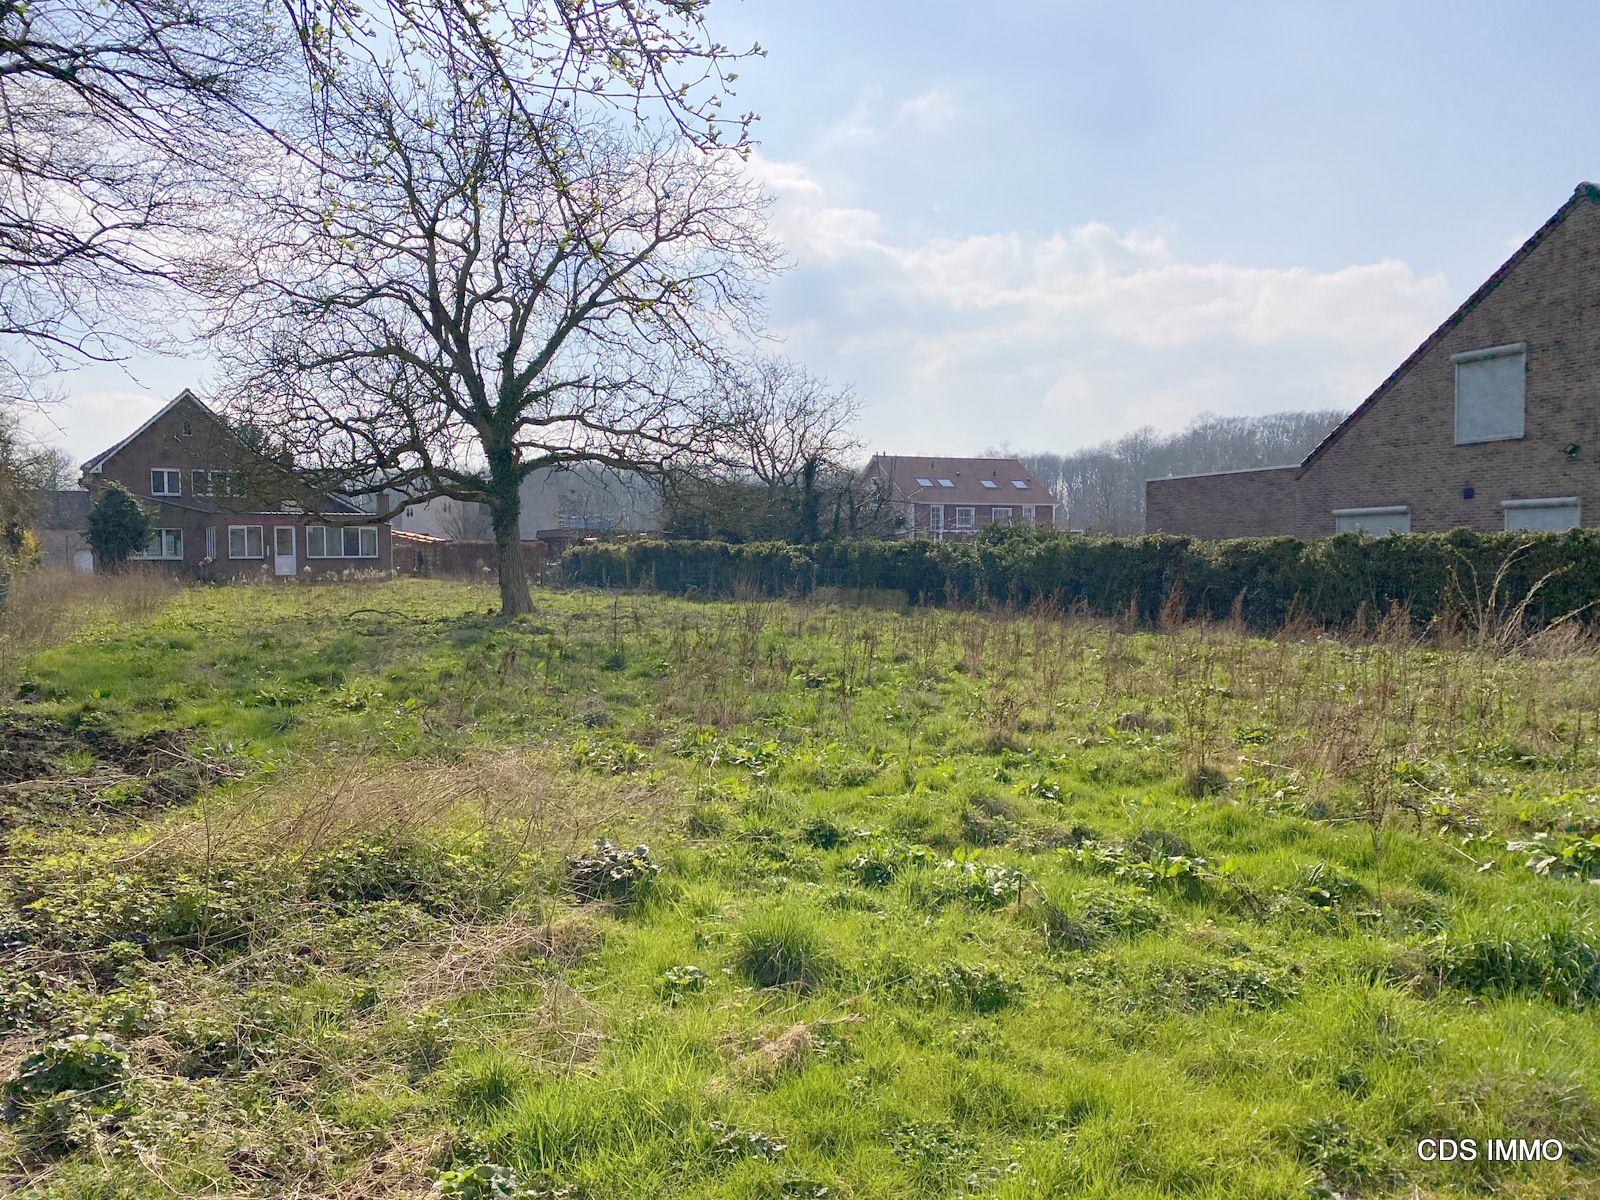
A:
[{"left": 1563, "top": 442, "right": 1582, "bottom": 460}]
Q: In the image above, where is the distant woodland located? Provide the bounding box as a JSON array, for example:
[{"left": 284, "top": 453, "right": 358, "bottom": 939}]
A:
[{"left": 1012, "top": 409, "right": 1348, "bottom": 534}]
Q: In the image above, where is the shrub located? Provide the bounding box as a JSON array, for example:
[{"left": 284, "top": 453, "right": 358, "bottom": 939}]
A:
[
  {"left": 83, "top": 483, "right": 152, "bottom": 568},
  {"left": 910, "top": 961, "right": 1022, "bottom": 1012},
  {"left": 6, "top": 1034, "right": 128, "bottom": 1104},
  {"left": 1433, "top": 909, "right": 1600, "bottom": 1005},
  {"left": 734, "top": 909, "right": 832, "bottom": 990},
  {"left": 565, "top": 841, "right": 659, "bottom": 905},
  {"left": 562, "top": 527, "right": 1600, "bottom": 635}
]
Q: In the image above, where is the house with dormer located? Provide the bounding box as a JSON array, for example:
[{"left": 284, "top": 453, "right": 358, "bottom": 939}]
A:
[
  {"left": 80, "top": 390, "right": 393, "bottom": 578},
  {"left": 863, "top": 455, "right": 1055, "bottom": 539},
  {"left": 1147, "top": 183, "right": 1600, "bottom": 537}
]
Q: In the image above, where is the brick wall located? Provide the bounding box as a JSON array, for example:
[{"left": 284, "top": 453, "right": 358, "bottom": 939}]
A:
[
  {"left": 1145, "top": 467, "right": 1304, "bottom": 538},
  {"left": 1146, "top": 186, "right": 1600, "bottom": 538}
]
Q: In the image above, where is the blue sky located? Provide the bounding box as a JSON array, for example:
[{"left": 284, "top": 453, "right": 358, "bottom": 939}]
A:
[{"left": 34, "top": 0, "right": 1600, "bottom": 465}]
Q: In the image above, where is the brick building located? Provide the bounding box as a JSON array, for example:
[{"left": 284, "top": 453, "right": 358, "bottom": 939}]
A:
[
  {"left": 863, "top": 455, "right": 1055, "bottom": 539},
  {"left": 1147, "top": 183, "right": 1600, "bottom": 537},
  {"left": 81, "top": 390, "right": 393, "bottom": 579}
]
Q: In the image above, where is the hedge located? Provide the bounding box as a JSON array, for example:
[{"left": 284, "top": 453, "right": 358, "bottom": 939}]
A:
[{"left": 559, "top": 526, "right": 1600, "bottom": 632}]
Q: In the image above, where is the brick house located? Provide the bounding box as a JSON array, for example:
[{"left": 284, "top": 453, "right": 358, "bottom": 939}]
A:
[
  {"left": 80, "top": 390, "right": 393, "bottom": 578},
  {"left": 863, "top": 455, "right": 1055, "bottom": 539},
  {"left": 1147, "top": 182, "right": 1600, "bottom": 538}
]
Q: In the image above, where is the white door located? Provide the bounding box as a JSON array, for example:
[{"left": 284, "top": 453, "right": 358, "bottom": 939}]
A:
[
  {"left": 927, "top": 504, "right": 944, "bottom": 539},
  {"left": 273, "top": 526, "right": 297, "bottom": 576}
]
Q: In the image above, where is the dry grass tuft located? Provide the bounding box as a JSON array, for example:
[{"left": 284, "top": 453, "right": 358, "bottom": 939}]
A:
[{"left": 0, "top": 568, "right": 177, "bottom": 676}]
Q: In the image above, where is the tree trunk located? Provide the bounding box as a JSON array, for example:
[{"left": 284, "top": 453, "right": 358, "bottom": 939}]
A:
[{"left": 488, "top": 452, "right": 533, "bottom": 618}]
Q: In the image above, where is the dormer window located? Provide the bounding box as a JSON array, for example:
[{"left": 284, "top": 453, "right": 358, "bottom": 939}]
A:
[
  {"left": 150, "top": 468, "right": 181, "bottom": 497},
  {"left": 1454, "top": 343, "right": 1526, "bottom": 444}
]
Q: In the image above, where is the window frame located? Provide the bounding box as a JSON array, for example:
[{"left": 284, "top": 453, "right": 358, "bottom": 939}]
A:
[
  {"left": 227, "top": 524, "right": 265, "bottom": 559},
  {"left": 1332, "top": 506, "right": 1411, "bottom": 536},
  {"left": 914, "top": 476, "right": 934, "bottom": 488},
  {"left": 927, "top": 504, "right": 944, "bottom": 536},
  {"left": 953, "top": 506, "right": 975, "bottom": 529},
  {"left": 980, "top": 479, "right": 998, "bottom": 490},
  {"left": 1502, "top": 497, "right": 1581, "bottom": 532},
  {"left": 150, "top": 467, "right": 182, "bottom": 497},
  {"left": 1453, "top": 343, "right": 1527, "bottom": 445},
  {"left": 991, "top": 506, "right": 1012, "bottom": 522},
  {"left": 307, "top": 524, "right": 379, "bottom": 558},
  {"left": 131, "top": 528, "right": 183, "bottom": 560}
]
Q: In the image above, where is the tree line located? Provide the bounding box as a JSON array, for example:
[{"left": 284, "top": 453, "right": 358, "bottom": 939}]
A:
[{"left": 1012, "top": 409, "right": 1348, "bottom": 534}]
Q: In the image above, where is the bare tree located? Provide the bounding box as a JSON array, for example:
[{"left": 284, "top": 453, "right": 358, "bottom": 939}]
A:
[
  {"left": 206, "top": 59, "right": 779, "bottom": 616},
  {"left": 0, "top": 0, "right": 288, "bottom": 402},
  {"left": 2, "top": 0, "right": 760, "bottom": 406},
  {"left": 660, "top": 358, "right": 861, "bottom": 542}
]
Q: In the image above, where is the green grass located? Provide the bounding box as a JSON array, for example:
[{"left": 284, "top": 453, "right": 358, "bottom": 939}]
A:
[{"left": 3, "top": 578, "right": 1600, "bottom": 1198}]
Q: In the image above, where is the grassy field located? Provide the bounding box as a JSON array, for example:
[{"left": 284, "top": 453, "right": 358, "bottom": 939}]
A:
[{"left": 3, "top": 577, "right": 1600, "bottom": 1199}]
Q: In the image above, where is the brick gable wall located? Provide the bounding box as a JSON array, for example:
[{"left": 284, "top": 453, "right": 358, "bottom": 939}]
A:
[{"left": 1147, "top": 188, "right": 1600, "bottom": 538}]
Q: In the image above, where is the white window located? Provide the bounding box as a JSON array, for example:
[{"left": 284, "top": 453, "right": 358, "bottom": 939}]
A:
[
  {"left": 981, "top": 480, "right": 998, "bottom": 490},
  {"left": 308, "top": 525, "right": 378, "bottom": 557},
  {"left": 927, "top": 505, "right": 944, "bottom": 536},
  {"left": 1022, "top": 505, "right": 1035, "bottom": 522},
  {"left": 954, "top": 506, "right": 975, "bottom": 529},
  {"left": 1454, "top": 344, "right": 1526, "bottom": 444},
  {"left": 228, "top": 525, "right": 265, "bottom": 559},
  {"left": 937, "top": 478, "right": 955, "bottom": 488},
  {"left": 132, "top": 529, "right": 183, "bottom": 560},
  {"left": 1503, "top": 497, "right": 1580, "bottom": 531},
  {"left": 205, "top": 528, "right": 216, "bottom": 559},
  {"left": 992, "top": 506, "right": 1012, "bottom": 521},
  {"left": 914, "top": 476, "right": 934, "bottom": 488},
  {"left": 150, "top": 468, "right": 181, "bottom": 497},
  {"left": 1333, "top": 506, "right": 1411, "bottom": 535}
]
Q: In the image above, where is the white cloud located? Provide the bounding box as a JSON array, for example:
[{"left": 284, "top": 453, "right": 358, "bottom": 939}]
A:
[
  {"left": 752, "top": 155, "right": 1455, "bottom": 452},
  {"left": 818, "top": 87, "right": 961, "bottom": 148}
]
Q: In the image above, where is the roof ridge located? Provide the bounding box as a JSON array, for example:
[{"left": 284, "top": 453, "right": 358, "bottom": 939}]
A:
[{"left": 1298, "top": 183, "right": 1598, "bottom": 476}]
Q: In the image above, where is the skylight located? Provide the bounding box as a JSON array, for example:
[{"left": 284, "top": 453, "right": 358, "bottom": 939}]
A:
[
  {"left": 980, "top": 480, "right": 998, "bottom": 489},
  {"left": 915, "top": 477, "right": 934, "bottom": 487},
  {"left": 1010, "top": 480, "right": 1029, "bottom": 490},
  {"left": 938, "top": 479, "right": 955, "bottom": 488}
]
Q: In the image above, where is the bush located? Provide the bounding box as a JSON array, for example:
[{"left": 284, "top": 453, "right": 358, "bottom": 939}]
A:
[
  {"left": 565, "top": 841, "right": 659, "bottom": 905},
  {"left": 83, "top": 483, "right": 152, "bottom": 568},
  {"left": 562, "top": 526, "right": 1600, "bottom": 634},
  {"left": 734, "top": 909, "right": 833, "bottom": 990}
]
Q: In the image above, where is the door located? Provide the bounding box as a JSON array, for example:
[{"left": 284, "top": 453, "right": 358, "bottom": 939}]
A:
[
  {"left": 927, "top": 504, "right": 944, "bottom": 539},
  {"left": 273, "top": 526, "right": 297, "bottom": 576}
]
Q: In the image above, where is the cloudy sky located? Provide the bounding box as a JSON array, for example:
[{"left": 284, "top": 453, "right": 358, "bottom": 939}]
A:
[{"left": 31, "top": 0, "right": 1600, "bottom": 465}]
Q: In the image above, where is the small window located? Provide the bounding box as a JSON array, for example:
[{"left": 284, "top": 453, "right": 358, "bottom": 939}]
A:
[
  {"left": 341, "top": 526, "right": 379, "bottom": 557},
  {"left": 937, "top": 479, "right": 955, "bottom": 488},
  {"left": 150, "top": 468, "right": 181, "bottom": 497},
  {"left": 954, "top": 506, "right": 975, "bottom": 529},
  {"left": 1333, "top": 506, "right": 1411, "bottom": 535},
  {"left": 1503, "top": 497, "right": 1580, "bottom": 531},
  {"left": 307, "top": 526, "right": 328, "bottom": 557},
  {"left": 991, "top": 506, "right": 1012, "bottom": 521},
  {"left": 205, "top": 527, "right": 216, "bottom": 559},
  {"left": 914, "top": 476, "right": 934, "bottom": 487},
  {"left": 1010, "top": 480, "right": 1029, "bottom": 490},
  {"left": 980, "top": 479, "right": 998, "bottom": 489},
  {"left": 181, "top": 419, "right": 193, "bottom": 437},
  {"left": 1454, "top": 344, "right": 1526, "bottom": 444},
  {"left": 228, "top": 525, "right": 265, "bottom": 559},
  {"left": 191, "top": 469, "right": 212, "bottom": 496},
  {"left": 1021, "top": 505, "right": 1035, "bottom": 522},
  {"left": 132, "top": 529, "right": 183, "bottom": 560}
]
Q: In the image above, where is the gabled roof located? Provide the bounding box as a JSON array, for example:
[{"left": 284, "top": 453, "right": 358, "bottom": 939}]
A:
[
  {"left": 868, "top": 454, "right": 1052, "bottom": 505},
  {"left": 1297, "top": 181, "right": 1600, "bottom": 476},
  {"left": 81, "top": 389, "right": 208, "bottom": 474}
]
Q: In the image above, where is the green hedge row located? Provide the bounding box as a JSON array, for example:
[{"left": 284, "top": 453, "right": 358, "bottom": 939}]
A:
[{"left": 560, "top": 526, "right": 1600, "bottom": 631}]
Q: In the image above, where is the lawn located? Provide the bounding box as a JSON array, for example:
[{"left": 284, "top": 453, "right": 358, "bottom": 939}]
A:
[{"left": 2, "top": 578, "right": 1599, "bottom": 1199}]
